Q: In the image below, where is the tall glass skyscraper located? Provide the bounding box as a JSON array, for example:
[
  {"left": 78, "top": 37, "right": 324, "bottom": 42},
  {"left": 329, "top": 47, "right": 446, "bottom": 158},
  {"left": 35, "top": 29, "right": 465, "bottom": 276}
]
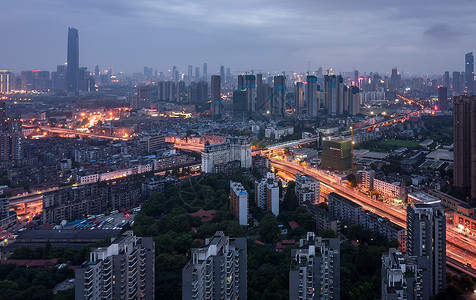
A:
[
  {"left": 66, "top": 27, "right": 79, "bottom": 92},
  {"left": 465, "top": 52, "right": 474, "bottom": 94}
]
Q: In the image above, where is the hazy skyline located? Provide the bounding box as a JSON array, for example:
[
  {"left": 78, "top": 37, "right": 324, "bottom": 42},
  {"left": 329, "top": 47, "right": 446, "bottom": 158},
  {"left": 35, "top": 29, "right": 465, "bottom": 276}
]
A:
[{"left": 2, "top": 0, "right": 476, "bottom": 75}]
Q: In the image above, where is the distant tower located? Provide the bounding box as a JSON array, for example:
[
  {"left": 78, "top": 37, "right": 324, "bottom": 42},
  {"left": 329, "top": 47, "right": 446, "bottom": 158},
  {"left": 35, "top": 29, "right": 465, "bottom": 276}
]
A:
[
  {"left": 443, "top": 71, "right": 450, "bottom": 88},
  {"left": 437, "top": 86, "right": 448, "bottom": 111},
  {"left": 306, "top": 75, "right": 318, "bottom": 117},
  {"left": 294, "top": 82, "right": 304, "bottom": 116},
  {"left": 195, "top": 67, "right": 200, "bottom": 80},
  {"left": 220, "top": 65, "right": 225, "bottom": 82},
  {"left": 245, "top": 75, "right": 256, "bottom": 113},
  {"left": 211, "top": 75, "right": 221, "bottom": 116},
  {"left": 94, "top": 65, "right": 100, "bottom": 77},
  {"left": 453, "top": 71, "right": 461, "bottom": 96},
  {"left": 465, "top": 52, "right": 474, "bottom": 94},
  {"left": 273, "top": 75, "right": 286, "bottom": 117},
  {"left": 187, "top": 65, "right": 193, "bottom": 83},
  {"left": 203, "top": 63, "right": 207, "bottom": 77},
  {"left": 66, "top": 27, "right": 79, "bottom": 93}
]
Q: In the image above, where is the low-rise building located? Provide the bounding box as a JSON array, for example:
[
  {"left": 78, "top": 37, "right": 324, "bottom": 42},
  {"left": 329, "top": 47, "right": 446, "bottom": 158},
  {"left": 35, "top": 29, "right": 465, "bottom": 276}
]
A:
[
  {"left": 373, "top": 178, "right": 406, "bottom": 201},
  {"left": 265, "top": 126, "right": 294, "bottom": 139},
  {"left": 360, "top": 210, "right": 406, "bottom": 253}
]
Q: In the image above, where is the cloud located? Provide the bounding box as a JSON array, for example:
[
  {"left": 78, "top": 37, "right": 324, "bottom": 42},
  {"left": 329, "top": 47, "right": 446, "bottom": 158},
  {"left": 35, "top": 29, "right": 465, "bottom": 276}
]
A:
[{"left": 423, "top": 23, "right": 462, "bottom": 39}]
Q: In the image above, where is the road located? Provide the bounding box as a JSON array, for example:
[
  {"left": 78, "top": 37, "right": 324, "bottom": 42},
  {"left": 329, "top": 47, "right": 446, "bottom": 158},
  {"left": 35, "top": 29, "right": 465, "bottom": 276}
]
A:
[
  {"left": 271, "top": 158, "right": 476, "bottom": 276},
  {"left": 40, "top": 126, "right": 130, "bottom": 141}
]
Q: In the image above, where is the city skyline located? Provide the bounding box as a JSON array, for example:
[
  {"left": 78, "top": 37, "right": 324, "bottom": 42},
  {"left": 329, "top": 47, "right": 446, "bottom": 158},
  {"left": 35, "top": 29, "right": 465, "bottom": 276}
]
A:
[{"left": 2, "top": 1, "right": 476, "bottom": 74}]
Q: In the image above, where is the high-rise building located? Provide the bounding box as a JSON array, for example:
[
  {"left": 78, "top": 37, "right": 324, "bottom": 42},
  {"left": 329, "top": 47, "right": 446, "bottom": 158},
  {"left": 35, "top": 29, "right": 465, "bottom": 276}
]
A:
[
  {"left": 305, "top": 75, "right": 319, "bottom": 118},
  {"left": 237, "top": 75, "right": 245, "bottom": 90},
  {"left": 347, "top": 86, "right": 361, "bottom": 115},
  {"left": 144, "top": 66, "right": 153, "bottom": 79},
  {"left": 254, "top": 172, "right": 279, "bottom": 216},
  {"left": 187, "top": 65, "right": 193, "bottom": 83},
  {"left": 233, "top": 90, "right": 247, "bottom": 120},
  {"left": 328, "top": 192, "right": 362, "bottom": 225},
  {"left": 407, "top": 199, "right": 446, "bottom": 297},
  {"left": 465, "top": 52, "right": 474, "bottom": 94},
  {"left": 443, "top": 71, "right": 450, "bottom": 88},
  {"left": 66, "top": 27, "right": 79, "bottom": 93},
  {"left": 226, "top": 67, "right": 231, "bottom": 82},
  {"left": 437, "top": 86, "right": 448, "bottom": 111},
  {"left": 273, "top": 75, "right": 286, "bottom": 117},
  {"left": 202, "top": 63, "right": 207, "bottom": 78},
  {"left": 295, "top": 174, "right": 320, "bottom": 204},
  {"left": 129, "top": 85, "right": 151, "bottom": 109},
  {"left": 245, "top": 75, "right": 256, "bottom": 112},
  {"left": 182, "top": 231, "right": 247, "bottom": 300},
  {"left": 211, "top": 75, "right": 221, "bottom": 116},
  {"left": 256, "top": 74, "right": 266, "bottom": 112},
  {"left": 381, "top": 248, "right": 426, "bottom": 300},
  {"left": 323, "top": 75, "right": 344, "bottom": 116},
  {"left": 75, "top": 231, "right": 155, "bottom": 300},
  {"left": 220, "top": 65, "right": 225, "bottom": 82},
  {"left": 230, "top": 181, "right": 249, "bottom": 226},
  {"left": 176, "top": 81, "right": 186, "bottom": 103},
  {"left": 452, "top": 71, "right": 461, "bottom": 96},
  {"left": 195, "top": 67, "right": 200, "bottom": 80},
  {"left": 201, "top": 136, "right": 251, "bottom": 173},
  {"left": 0, "top": 70, "right": 11, "bottom": 93},
  {"left": 321, "top": 139, "right": 352, "bottom": 171},
  {"left": 295, "top": 82, "right": 304, "bottom": 116},
  {"left": 453, "top": 95, "right": 476, "bottom": 201},
  {"left": 289, "top": 232, "right": 340, "bottom": 300}
]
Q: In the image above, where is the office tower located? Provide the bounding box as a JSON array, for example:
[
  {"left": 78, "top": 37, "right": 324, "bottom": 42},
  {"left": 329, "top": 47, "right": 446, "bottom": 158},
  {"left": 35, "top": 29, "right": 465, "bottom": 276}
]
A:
[
  {"left": 182, "top": 231, "right": 247, "bottom": 300},
  {"left": 220, "top": 65, "right": 225, "bottom": 82},
  {"left": 66, "top": 27, "right": 79, "bottom": 93},
  {"left": 254, "top": 172, "right": 279, "bottom": 216},
  {"left": 437, "top": 86, "right": 448, "bottom": 110},
  {"left": 52, "top": 65, "right": 67, "bottom": 91},
  {"left": 75, "top": 231, "right": 155, "bottom": 300},
  {"left": 176, "top": 81, "right": 186, "bottom": 102},
  {"left": 233, "top": 90, "right": 247, "bottom": 120},
  {"left": 443, "top": 71, "right": 450, "bottom": 88},
  {"left": 230, "top": 181, "right": 249, "bottom": 225},
  {"left": 202, "top": 63, "right": 207, "bottom": 77},
  {"left": 453, "top": 95, "right": 476, "bottom": 201},
  {"left": 0, "top": 70, "right": 11, "bottom": 93},
  {"left": 187, "top": 65, "right": 193, "bottom": 83},
  {"left": 381, "top": 248, "right": 426, "bottom": 300},
  {"left": 465, "top": 52, "right": 474, "bottom": 94},
  {"left": 197, "top": 81, "right": 208, "bottom": 104},
  {"left": 237, "top": 75, "right": 245, "bottom": 90},
  {"left": 321, "top": 139, "right": 352, "bottom": 171},
  {"left": 129, "top": 86, "right": 151, "bottom": 109},
  {"left": 305, "top": 75, "right": 318, "bottom": 117},
  {"left": 390, "top": 68, "right": 401, "bottom": 92},
  {"left": 323, "top": 75, "right": 344, "bottom": 116},
  {"left": 273, "top": 75, "right": 286, "bottom": 117},
  {"left": 407, "top": 200, "right": 446, "bottom": 297},
  {"left": 453, "top": 71, "right": 461, "bottom": 96},
  {"left": 226, "top": 67, "right": 231, "bottom": 82},
  {"left": 295, "top": 174, "right": 320, "bottom": 204},
  {"left": 354, "top": 69, "right": 359, "bottom": 87},
  {"left": 211, "top": 75, "right": 221, "bottom": 116},
  {"left": 347, "top": 86, "right": 361, "bottom": 115},
  {"left": 201, "top": 136, "right": 251, "bottom": 173},
  {"left": 195, "top": 67, "right": 200, "bottom": 80},
  {"left": 289, "top": 232, "right": 340, "bottom": 300},
  {"left": 144, "top": 66, "right": 153, "bottom": 79},
  {"left": 245, "top": 75, "right": 256, "bottom": 112},
  {"left": 295, "top": 82, "right": 304, "bottom": 116},
  {"left": 255, "top": 74, "right": 265, "bottom": 112}
]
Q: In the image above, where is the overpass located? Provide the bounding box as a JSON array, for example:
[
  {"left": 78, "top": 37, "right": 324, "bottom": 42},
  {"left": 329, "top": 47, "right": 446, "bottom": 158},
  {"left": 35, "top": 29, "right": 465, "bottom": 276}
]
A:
[{"left": 40, "top": 126, "right": 131, "bottom": 141}]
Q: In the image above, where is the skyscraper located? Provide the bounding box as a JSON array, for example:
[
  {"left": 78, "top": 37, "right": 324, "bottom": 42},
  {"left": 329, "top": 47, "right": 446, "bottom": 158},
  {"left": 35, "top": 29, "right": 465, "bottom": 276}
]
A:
[
  {"left": 294, "top": 82, "right": 304, "bottom": 116},
  {"left": 347, "top": 86, "right": 361, "bottom": 115},
  {"left": 289, "top": 232, "right": 340, "bottom": 300},
  {"left": 437, "top": 86, "right": 448, "bottom": 111},
  {"left": 75, "top": 231, "right": 155, "bottom": 300},
  {"left": 305, "top": 75, "right": 318, "bottom": 117},
  {"left": 182, "top": 231, "right": 247, "bottom": 300},
  {"left": 465, "top": 52, "right": 474, "bottom": 94},
  {"left": 443, "top": 71, "right": 450, "bottom": 88},
  {"left": 453, "top": 71, "right": 461, "bottom": 96},
  {"left": 202, "top": 63, "right": 207, "bottom": 78},
  {"left": 453, "top": 95, "right": 476, "bottom": 201},
  {"left": 255, "top": 74, "right": 265, "bottom": 112},
  {"left": 211, "top": 75, "right": 221, "bottom": 116},
  {"left": 233, "top": 90, "right": 247, "bottom": 120},
  {"left": 66, "top": 27, "right": 79, "bottom": 93},
  {"left": 323, "top": 75, "right": 344, "bottom": 116},
  {"left": 273, "top": 75, "right": 286, "bottom": 117},
  {"left": 0, "top": 70, "right": 11, "bottom": 93},
  {"left": 220, "top": 65, "right": 225, "bottom": 82},
  {"left": 407, "top": 199, "right": 446, "bottom": 297},
  {"left": 245, "top": 75, "right": 256, "bottom": 113}
]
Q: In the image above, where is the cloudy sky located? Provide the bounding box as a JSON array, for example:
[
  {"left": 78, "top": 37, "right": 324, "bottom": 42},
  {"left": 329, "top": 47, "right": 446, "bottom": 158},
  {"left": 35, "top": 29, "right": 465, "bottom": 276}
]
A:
[{"left": 2, "top": 0, "right": 476, "bottom": 75}]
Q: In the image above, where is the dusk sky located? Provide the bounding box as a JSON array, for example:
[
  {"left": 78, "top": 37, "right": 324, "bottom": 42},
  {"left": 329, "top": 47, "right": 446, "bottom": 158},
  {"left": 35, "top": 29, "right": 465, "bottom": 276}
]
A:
[{"left": 2, "top": 0, "right": 476, "bottom": 75}]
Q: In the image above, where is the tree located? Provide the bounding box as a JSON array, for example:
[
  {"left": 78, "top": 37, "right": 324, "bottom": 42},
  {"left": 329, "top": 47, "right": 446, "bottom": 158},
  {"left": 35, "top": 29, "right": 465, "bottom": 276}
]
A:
[
  {"left": 346, "top": 173, "right": 358, "bottom": 187},
  {"left": 318, "top": 229, "right": 337, "bottom": 238},
  {"left": 259, "top": 213, "right": 280, "bottom": 242}
]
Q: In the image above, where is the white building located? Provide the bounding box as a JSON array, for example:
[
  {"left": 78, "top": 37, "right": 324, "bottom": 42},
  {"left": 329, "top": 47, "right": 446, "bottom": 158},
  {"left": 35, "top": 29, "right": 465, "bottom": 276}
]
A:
[
  {"left": 230, "top": 181, "right": 249, "bottom": 226},
  {"left": 295, "top": 174, "right": 320, "bottom": 204},
  {"left": 201, "top": 136, "right": 251, "bottom": 173},
  {"left": 254, "top": 172, "right": 280, "bottom": 216},
  {"left": 265, "top": 126, "right": 294, "bottom": 139},
  {"left": 373, "top": 178, "right": 406, "bottom": 200}
]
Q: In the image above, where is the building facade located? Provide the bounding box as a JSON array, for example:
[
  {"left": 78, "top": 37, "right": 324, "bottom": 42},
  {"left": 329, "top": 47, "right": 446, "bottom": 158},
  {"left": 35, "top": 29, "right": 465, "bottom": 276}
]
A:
[
  {"left": 230, "top": 181, "right": 248, "bottom": 226},
  {"left": 295, "top": 174, "right": 320, "bottom": 204},
  {"left": 289, "top": 232, "right": 340, "bottom": 300},
  {"left": 75, "top": 231, "right": 155, "bottom": 300},
  {"left": 201, "top": 136, "right": 251, "bottom": 174},
  {"left": 182, "top": 231, "right": 247, "bottom": 300},
  {"left": 254, "top": 172, "right": 279, "bottom": 216}
]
